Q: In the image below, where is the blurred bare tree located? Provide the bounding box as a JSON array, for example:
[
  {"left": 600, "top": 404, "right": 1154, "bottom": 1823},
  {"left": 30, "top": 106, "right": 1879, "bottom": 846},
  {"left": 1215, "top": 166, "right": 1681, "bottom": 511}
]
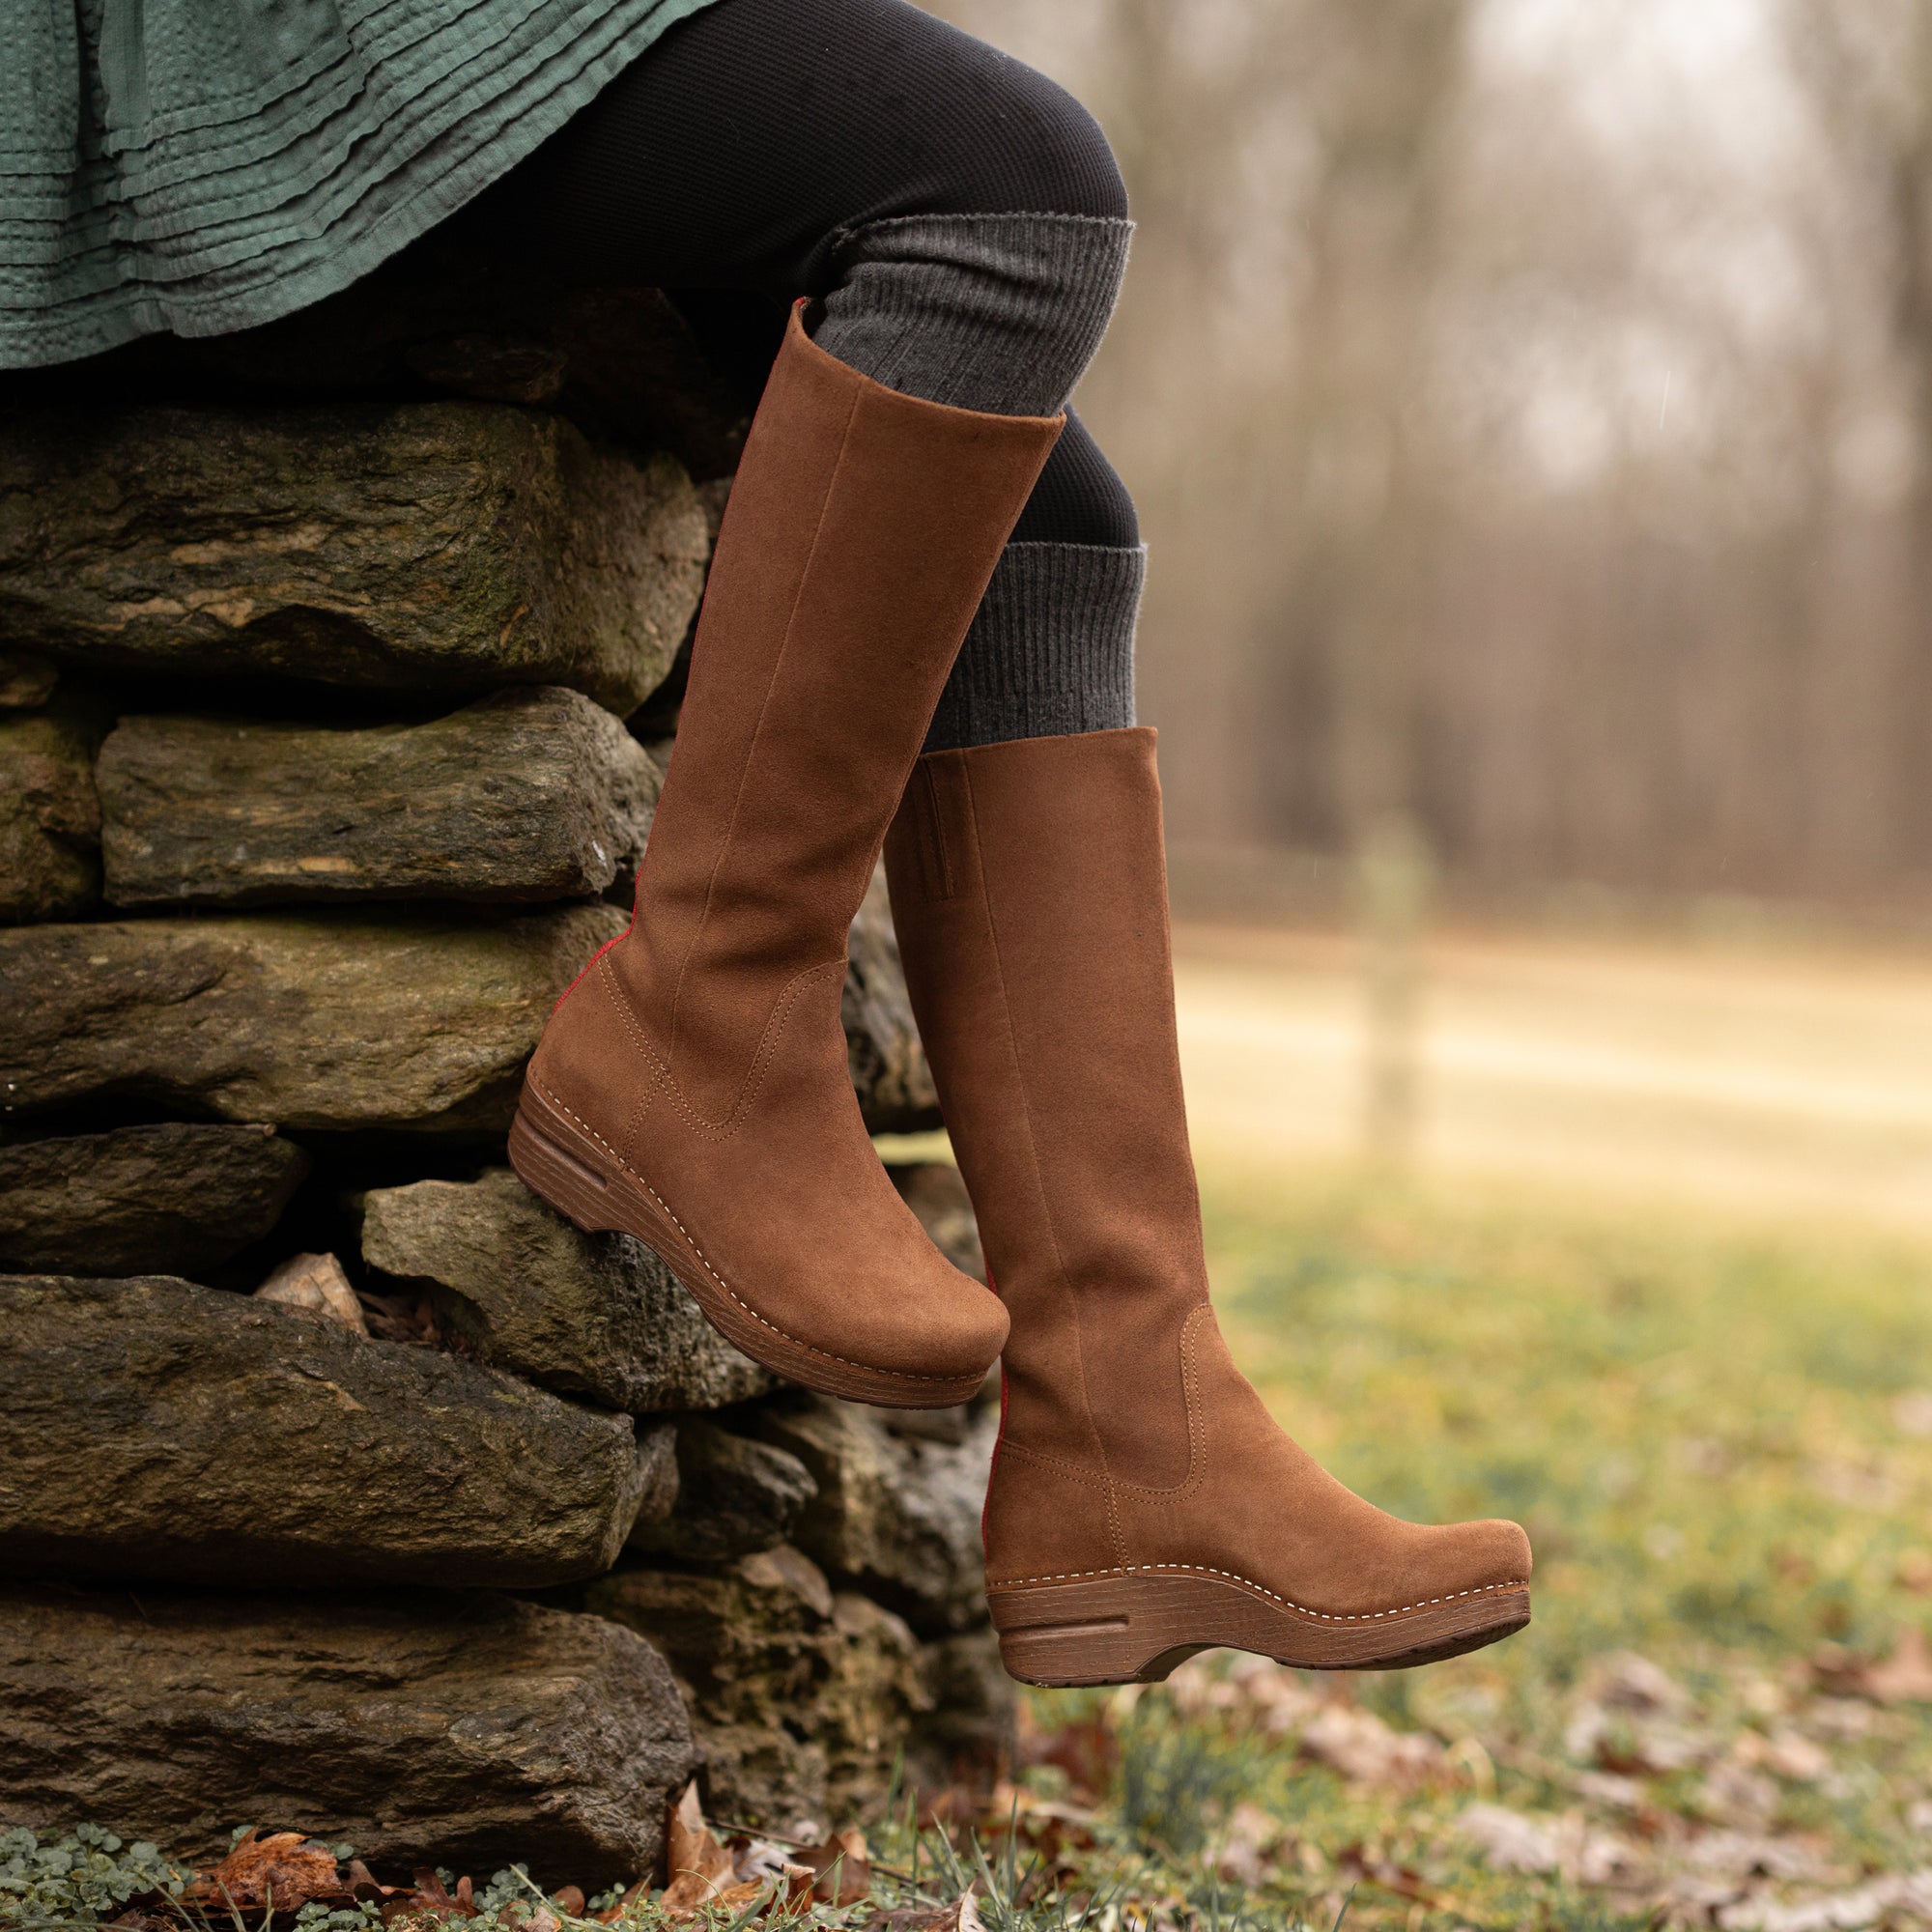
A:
[{"left": 925, "top": 0, "right": 1932, "bottom": 915}]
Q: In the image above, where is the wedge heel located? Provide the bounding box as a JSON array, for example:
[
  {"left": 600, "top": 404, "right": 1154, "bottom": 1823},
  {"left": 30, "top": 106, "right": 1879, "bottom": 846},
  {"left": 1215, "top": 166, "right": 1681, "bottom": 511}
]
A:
[{"left": 991, "top": 1571, "right": 1534, "bottom": 1689}]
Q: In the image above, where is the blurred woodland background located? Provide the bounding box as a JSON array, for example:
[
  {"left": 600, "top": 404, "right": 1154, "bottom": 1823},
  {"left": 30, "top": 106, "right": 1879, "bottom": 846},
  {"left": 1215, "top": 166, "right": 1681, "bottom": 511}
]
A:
[{"left": 930, "top": 0, "right": 1932, "bottom": 918}]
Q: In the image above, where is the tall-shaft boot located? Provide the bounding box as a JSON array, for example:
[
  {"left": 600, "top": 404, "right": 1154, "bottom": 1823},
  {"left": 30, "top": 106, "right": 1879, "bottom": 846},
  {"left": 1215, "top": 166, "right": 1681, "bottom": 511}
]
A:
[
  {"left": 512, "top": 305, "right": 1062, "bottom": 1407},
  {"left": 885, "top": 728, "right": 1532, "bottom": 1680}
]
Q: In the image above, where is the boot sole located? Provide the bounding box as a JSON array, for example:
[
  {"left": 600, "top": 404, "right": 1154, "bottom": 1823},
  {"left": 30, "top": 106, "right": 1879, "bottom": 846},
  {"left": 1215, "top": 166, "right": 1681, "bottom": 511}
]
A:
[
  {"left": 990, "top": 1570, "right": 1531, "bottom": 1686},
  {"left": 508, "top": 1080, "right": 988, "bottom": 1409}
]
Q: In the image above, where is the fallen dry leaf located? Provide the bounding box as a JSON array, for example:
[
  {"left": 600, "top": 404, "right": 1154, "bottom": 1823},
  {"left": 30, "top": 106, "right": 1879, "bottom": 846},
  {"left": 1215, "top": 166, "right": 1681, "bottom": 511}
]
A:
[
  {"left": 384, "top": 1871, "right": 479, "bottom": 1923},
  {"left": 770, "top": 1866, "right": 817, "bottom": 1917},
  {"left": 256, "top": 1253, "right": 368, "bottom": 1334},
  {"left": 345, "top": 1860, "right": 394, "bottom": 1902},
  {"left": 357, "top": 1286, "right": 445, "bottom": 1348},
  {"left": 1717, "top": 1872, "right": 1932, "bottom": 1932},
  {"left": 1299, "top": 1702, "right": 1445, "bottom": 1786},
  {"left": 1456, "top": 1804, "right": 1562, "bottom": 1875},
  {"left": 1580, "top": 1652, "right": 1691, "bottom": 1719},
  {"left": 877, "top": 1899, "right": 987, "bottom": 1932},
  {"left": 794, "top": 1830, "right": 870, "bottom": 1907},
  {"left": 188, "top": 1831, "right": 346, "bottom": 1914},
  {"left": 725, "top": 1838, "right": 795, "bottom": 1888},
  {"left": 661, "top": 1783, "right": 739, "bottom": 1913},
  {"left": 1682, "top": 1831, "right": 1835, "bottom": 1884},
  {"left": 1859, "top": 1628, "right": 1932, "bottom": 1704}
]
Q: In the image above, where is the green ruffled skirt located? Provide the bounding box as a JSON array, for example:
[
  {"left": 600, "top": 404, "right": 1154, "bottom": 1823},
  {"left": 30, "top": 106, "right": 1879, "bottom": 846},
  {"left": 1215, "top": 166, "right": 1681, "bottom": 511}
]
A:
[{"left": 2, "top": 0, "right": 723, "bottom": 368}]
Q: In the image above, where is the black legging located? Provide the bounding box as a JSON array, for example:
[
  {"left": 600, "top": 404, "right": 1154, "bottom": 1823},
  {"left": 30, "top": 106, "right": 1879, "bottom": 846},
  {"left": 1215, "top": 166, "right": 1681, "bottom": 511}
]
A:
[{"left": 454, "top": 0, "right": 1138, "bottom": 549}]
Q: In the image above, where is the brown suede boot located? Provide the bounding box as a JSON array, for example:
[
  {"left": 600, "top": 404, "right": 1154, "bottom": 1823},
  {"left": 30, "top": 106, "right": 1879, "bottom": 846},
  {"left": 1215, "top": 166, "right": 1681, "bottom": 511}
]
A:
[
  {"left": 510, "top": 305, "right": 1061, "bottom": 1407},
  {"left": 885, "top": 728, "right": 1532, "bottom": 1680}
]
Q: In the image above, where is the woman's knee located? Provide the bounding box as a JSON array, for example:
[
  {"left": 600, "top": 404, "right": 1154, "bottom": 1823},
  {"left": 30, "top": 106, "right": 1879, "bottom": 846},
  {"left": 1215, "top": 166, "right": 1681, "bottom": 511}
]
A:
[
  {"left": 1012, "top": 412, "right": 1140, "bottom": 549},
  {"left": 808, "top": 0, "right": 1129, "bottom": 225},
  {"left": 945, "top": 52, "right": 1128, "bottom": 224},
  {"left": 808, "top": 23, "right": 1134, "bottom": 414}
]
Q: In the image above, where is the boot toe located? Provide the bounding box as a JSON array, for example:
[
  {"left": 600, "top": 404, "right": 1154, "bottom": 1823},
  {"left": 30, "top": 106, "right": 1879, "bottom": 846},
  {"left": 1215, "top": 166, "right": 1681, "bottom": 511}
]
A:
[
  {"left": 1395, "top": 1514, "right": 1532, "bottom": 1607},
  {"left": 1474, "top": 1515, "right": 1533, "bottom": 1586},
  {"left": 851, "top": 1255, "right": 1009, "bottom": 1380}
]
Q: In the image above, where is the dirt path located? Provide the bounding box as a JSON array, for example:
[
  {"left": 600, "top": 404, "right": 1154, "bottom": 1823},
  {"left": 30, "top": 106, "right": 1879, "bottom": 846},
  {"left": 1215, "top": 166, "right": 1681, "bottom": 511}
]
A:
[{"left": 1174, "top": 922, "right": 1932, "bottom": 1235}]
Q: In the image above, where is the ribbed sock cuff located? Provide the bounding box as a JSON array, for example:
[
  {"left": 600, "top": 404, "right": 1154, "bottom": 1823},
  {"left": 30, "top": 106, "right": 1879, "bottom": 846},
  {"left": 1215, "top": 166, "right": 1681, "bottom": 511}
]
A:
[
  {"left": 923, "top": 541, "right": 1144, "bottom": 753},
  {"left": 813, "top": 212, "right": 1133, "bottom": 416}
]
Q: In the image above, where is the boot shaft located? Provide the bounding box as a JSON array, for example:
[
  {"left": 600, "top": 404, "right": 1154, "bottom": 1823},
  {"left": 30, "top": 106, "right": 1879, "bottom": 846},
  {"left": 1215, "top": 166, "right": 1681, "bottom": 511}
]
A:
[
  {"left": 624, "top": 305, "right": 1062, "bottom": 1114},
  {"left": 885, "top": 728, "right": 1211, "bottom": 1491},
  {"left": 516, "top": 307, "right": 1056, "bottom": 1408}
]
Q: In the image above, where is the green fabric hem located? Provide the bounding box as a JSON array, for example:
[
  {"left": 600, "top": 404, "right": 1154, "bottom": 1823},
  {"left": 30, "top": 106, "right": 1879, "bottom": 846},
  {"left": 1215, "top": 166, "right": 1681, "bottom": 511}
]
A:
[{"left": 1, "top": 0, "right": 724, "bottom": 370}]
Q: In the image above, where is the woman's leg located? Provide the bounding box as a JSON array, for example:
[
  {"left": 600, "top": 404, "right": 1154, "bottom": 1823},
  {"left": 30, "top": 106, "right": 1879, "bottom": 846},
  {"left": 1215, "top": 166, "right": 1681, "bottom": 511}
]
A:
[
  {"left": 477, "top": 0, "right": 1530, "bottom": 1683},
  {"left": 467, "top": 0, "right": 1145, "bottom": 753},
  {"left": 926, "top": 411, "right": 1142, "bottom": 750},
  {"left": 497, "top": 0, "right": 1135, "bottom": 1406}
]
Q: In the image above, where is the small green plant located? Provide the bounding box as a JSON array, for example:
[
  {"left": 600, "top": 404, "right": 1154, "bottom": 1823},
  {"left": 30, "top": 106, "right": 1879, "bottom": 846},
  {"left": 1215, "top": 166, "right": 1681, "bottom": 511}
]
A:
[
  {"left": 288, "top": 1905, "right": 382, "bottom": 1932},
  {"left": 0, "top": 1828, "right": 188, "bottom": 1930}
]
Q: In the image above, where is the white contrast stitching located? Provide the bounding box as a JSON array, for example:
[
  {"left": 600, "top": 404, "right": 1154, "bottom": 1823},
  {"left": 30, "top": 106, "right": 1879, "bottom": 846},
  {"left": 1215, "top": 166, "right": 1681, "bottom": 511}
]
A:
[
  {"left": 533, "top": 1079, "right": 967, "bottom": 1383},
  {"left": 985, "top": 1566, "right": 1530, "bottom": 1624}
]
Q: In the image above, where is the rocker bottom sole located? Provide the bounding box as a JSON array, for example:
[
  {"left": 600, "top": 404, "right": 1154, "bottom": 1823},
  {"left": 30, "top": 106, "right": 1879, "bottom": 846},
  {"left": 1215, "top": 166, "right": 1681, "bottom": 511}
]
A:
[{"left": 991, "top": 1570, "right": 1531, "bottom": 1687}]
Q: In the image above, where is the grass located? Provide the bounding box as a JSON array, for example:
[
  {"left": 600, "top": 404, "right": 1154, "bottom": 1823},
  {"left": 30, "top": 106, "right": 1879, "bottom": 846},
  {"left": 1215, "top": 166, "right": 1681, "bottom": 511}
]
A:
[
  {"left": 19, "top": 1174, "right": 1932, "bottom": 1932},
  {"left": 1205, "top": 1173, "right": 1932, "bottom": 1696},
  {"left": 992, "top": 1172, "right": 1932, "bottom": 1930}
]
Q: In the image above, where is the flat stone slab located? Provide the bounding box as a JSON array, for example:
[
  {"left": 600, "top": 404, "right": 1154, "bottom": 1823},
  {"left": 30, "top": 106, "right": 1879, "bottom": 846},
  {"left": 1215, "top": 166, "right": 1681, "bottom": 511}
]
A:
[
  {"left": 0, "top": 1123, "right": 309, "bottom": 1276},
  {"left": 0, "top": 402, "right": 708, "bottom": 713},
  {"left": 360, "top": 1167, "right": 773, "bottom": 1414},
  {"left": 0, "top": 904, "right": 625, "bottom": 1132},
  {"left": 591, "top": 1548, "right": 926, "bottom": 1833},
  {"left": 628, "top": 1420, "right": 817, "bottom": 1563},
  {"left": 752, "top": 1398, "right": 996, "bottom": 1634},
  {"left": 99, "top": 689, "right": 662, "bottom": 908},
  {"left": 124, "top": 261, "right": 751, "bottom": 483},
  {"left": 0, "top": 1272, "right": 652, "bottom": 1587},
  {"left": 0, "top": 1581, "right": 696, "bottom": 1883},
  {"left": 0, "top": 701, "right": 99, "bottom": 923}
]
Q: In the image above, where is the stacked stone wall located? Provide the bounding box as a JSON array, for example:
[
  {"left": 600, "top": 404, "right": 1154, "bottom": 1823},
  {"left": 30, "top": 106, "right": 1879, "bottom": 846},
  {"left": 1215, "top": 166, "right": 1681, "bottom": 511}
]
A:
[{"left": 0, "top": 249, "right": 1009, "bottom": 1881}]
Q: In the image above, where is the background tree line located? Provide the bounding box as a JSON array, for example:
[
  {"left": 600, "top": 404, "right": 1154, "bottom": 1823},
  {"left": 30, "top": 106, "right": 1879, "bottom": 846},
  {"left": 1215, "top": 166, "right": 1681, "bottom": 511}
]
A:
[{"left": 928, "top": 0, "right": 1932, "bottom": 913}]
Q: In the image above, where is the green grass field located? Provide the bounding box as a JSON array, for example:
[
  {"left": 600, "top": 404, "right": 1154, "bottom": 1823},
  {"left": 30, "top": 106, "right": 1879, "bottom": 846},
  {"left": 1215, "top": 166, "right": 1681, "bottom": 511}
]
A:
[{"left": 992, "top": 1175, "right": 1932, "bottom": 1931}]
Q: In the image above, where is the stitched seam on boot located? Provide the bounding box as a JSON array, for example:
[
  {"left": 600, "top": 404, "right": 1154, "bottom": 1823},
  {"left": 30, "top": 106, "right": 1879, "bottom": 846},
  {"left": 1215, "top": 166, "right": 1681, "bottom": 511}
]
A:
[
  {"left": 530, "top": 1074, "right": 968, "bottom": 1382},
  {"left": 601, "top": 951, "right": 846, "bottom": 1139},
  {"left": 997, "top": 1439, "right": 1112, "bottom": 1487},
  {"left": 917, "top": 759, "right": 954, "bottom": 900},
  {"left": 989, "top": 1441, "right": 1121, "bottom": 1581},
  {"left": 1106, "top": 1301, "right": 1214, "bottom": 1505},
  {"left": 667, "top": 382, "right": 865, "bottom": 1070},
  {"left": 985, "top": 1311, "right": 1212, "bottom": 1513},
  {"left": 1103, "top": 1470, "right": 1130, "bottom": 1572},
  {"left": 984, "top": 1568, "right": 1529, "bottom": 1621}
]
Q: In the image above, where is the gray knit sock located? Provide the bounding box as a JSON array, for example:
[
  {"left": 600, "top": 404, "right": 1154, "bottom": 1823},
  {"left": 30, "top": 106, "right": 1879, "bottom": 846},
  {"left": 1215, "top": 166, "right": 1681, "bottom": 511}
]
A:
[
  {"left": 812, "top": 212, "right": 1133, "bottom": 416},
  {"left": 923, "top": 541, "right": 1144, "bottom": 752},
  {"left": 808, "top": 214, "right": 1140, "bottom": 753}
]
